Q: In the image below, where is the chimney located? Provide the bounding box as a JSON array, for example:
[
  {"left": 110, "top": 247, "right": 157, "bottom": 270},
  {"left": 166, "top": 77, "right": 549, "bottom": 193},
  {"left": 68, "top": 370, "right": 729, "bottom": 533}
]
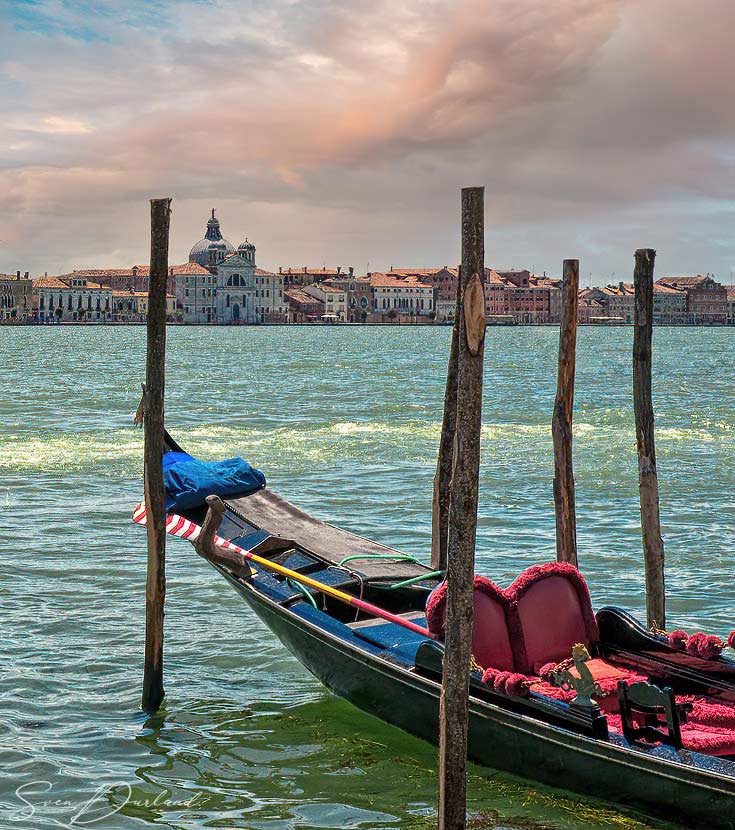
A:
[
  {"left": 303, "top": 266, "right": 307, "bottom": 273},
  {"left": 16, "top": 270, "right": 20, "bottom": 279},
  {"left": 619, "top": 281, "right": 624, "bottom": 291},
  {"left": 337, "top": 266, "right": 341, "bottom": 274},
  {"left": 24, "top": 271, "right": 29, "bottom": 279},
  {"left": 349, "top": 266, "right": 354, "bottom": 276},
  {"left": 279, "top": 267, "right": 282, "bottom": 274}
]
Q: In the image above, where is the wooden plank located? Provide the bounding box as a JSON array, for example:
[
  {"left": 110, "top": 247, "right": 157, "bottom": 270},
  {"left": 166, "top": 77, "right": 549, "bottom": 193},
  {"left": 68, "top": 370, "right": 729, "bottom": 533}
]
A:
[
  {"left": 431, "top": 271, "right": 462, "bottom": 570},
  {"left": 438, "top": 186, "right": 485, "bottom": 830},
  {"left": 552, "top": 259, "right": 579, "bottom": 567},
  {"left": 633, "top": 247, "right": 666, "bottom": 629},
  {"left": 141, "top": 197, "right": 171, "bottom": 713}
]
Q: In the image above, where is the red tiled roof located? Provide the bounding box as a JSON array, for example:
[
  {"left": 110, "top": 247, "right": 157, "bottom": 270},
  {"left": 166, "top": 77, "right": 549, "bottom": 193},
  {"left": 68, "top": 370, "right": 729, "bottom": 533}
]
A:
[
  {"left": 279, "top": 267, "right": 346, "bottom": 275},
  {"left": 33, "top": 275, "right": 108, "bottom": 290},
  {"left": 284, "top": 288, "right": 321, "bottom": 304},
  {"left": 369, "top": 272, "right": 434, "bottom": 288},
  {"left": 658, "top": 275, "right": 711, "bottom": 287},
  {"left": 72, "top": 262, "right": 210, "bottom": 279}
]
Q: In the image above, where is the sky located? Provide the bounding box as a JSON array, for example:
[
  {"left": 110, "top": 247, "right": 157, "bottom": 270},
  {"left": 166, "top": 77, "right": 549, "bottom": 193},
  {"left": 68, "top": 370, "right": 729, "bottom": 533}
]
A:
[{"left": 1, "top": 0, "right": 734, "bottom": 284}]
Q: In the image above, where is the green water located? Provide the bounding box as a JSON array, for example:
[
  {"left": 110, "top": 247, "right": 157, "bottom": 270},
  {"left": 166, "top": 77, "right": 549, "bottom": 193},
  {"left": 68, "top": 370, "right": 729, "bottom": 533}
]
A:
[{"left": 2, "top": 325, "right": 733, "bottom": 830}]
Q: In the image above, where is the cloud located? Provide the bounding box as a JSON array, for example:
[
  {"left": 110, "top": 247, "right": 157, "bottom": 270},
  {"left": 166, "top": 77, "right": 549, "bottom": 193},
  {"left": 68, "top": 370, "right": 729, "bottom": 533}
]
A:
[{"left": 0, "top": 0, "right": 733, "bottom": 280}]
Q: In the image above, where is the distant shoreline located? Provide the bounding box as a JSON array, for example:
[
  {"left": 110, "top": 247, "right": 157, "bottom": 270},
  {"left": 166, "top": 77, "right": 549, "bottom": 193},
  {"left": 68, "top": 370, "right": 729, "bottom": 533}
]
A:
[{"left": 2, "top": 321, "right": 734, "bottom": 329}]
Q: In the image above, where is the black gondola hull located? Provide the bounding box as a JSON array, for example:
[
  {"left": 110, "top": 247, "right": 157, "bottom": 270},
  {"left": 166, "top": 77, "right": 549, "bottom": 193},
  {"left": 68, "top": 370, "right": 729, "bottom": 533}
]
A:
[{"left": 221, "top": 568, "right": 735, "bottom": 830}]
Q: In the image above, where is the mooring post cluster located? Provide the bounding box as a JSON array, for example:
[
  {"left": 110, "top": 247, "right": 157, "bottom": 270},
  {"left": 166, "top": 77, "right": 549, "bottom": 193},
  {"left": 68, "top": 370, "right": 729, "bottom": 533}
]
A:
[{"left": 433, "top": 193, "right": 667, "bottom": 827}]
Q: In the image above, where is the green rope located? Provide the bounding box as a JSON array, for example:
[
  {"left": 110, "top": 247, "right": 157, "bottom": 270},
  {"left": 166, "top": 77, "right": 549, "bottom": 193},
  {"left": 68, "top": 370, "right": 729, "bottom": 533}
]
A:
[
  {"left": 372, "top": 570, "right": 445, "bottom": 590},
  {"left": 287, "top": 578, "right": 318, "bottom": 609},
  {"left": 339, "top": 552, "right": 424, "bottom": 567}
]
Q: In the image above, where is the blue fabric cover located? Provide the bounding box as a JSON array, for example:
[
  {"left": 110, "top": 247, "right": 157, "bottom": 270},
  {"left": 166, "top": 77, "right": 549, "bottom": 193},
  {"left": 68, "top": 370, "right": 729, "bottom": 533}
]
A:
[{"left": 162, "top": 451, "right": 266, "bottom": 511}]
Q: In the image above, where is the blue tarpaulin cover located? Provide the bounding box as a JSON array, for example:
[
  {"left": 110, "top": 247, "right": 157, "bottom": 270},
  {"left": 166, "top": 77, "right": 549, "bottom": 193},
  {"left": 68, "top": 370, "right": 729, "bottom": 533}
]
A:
[{"left": 162, "top": 451, "right": 266, "bottom": 511}]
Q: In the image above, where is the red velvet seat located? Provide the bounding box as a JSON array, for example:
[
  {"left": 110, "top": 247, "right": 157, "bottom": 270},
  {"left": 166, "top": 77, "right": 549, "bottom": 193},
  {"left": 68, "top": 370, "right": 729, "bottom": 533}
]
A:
[
  {"left": 426, "top": 576, "right": 515, "bottom": 671},
  {"left": 509, "top": 562, "right": 600, "bottom": 675}
]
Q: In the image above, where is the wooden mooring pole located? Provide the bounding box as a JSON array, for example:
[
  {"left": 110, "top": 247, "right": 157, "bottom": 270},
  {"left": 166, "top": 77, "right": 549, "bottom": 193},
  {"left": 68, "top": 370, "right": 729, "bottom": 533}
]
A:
[
  {"left": 141, "top": 197, "right": 172, "bottom": 713},
  {"left": 438, "top": 187, "right": 485, "bottom": 830},
  {"left": 431, "top": 272, "right": 462, "bottom": 571},
  {"left": 552, "top": 259, "right": 579, "bottom": 567},
  {"left": 632, "top": 248, "right": 665, "bottom": 630}
]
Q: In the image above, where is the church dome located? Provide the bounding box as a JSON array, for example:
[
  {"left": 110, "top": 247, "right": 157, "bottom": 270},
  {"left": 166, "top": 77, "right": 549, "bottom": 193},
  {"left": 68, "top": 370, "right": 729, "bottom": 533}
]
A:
[
  {"left": 189, "top": 209, "right": 235, "bottom": 269},
  {"left": 238, "top": 238, "right": 256, "bottom": 253}
]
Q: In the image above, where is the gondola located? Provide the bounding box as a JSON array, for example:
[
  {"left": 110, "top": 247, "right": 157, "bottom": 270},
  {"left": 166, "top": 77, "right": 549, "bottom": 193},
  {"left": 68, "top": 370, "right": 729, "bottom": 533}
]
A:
[{"left": 133, "top": 432, "right": 735, "bottom": 829}]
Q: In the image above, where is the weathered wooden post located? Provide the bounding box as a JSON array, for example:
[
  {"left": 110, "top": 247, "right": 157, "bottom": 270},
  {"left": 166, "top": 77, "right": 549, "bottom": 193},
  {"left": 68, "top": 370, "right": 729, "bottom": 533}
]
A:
[
  {"left": 141, "top": 197, "right": 172, "bottom": 713},
  {"left": 552, "top": 259, "right": 579, "bottom": 567},
  {"left": 633, "top": 248, "right": 665, "bottom": 629},
  {"left": 431, "top": 272, "right": 462, "bottom": 571},
  {"left": 438, "top": 187, "right": 485, "bottom": 830}
]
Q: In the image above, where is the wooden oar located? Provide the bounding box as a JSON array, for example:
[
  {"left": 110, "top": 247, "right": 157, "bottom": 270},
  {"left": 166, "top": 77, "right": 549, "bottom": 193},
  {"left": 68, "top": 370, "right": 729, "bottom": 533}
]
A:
[{"left": 132, "top": 497, "right": 434, "bottom": 639}]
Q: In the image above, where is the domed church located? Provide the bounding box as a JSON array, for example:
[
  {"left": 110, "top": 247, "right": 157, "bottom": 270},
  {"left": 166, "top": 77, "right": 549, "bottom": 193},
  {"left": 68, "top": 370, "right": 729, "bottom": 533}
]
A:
[
  {"left": 188, "top": 209, "right": 236, "bottom": 273},
  {"left": 183, "top": 209, "right": 286, "bottom": 324}
]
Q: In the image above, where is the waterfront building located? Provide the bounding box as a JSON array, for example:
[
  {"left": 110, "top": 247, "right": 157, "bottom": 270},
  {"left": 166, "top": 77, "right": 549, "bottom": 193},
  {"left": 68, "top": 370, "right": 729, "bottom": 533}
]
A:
[
  {"left": 112, "top": 290, "right": 176, "bottom": 321},
  {"left": 178, "top": 269, "right": 218, "bottom": 324},
  {"left": 302, "top": 282, "right": 347, "bottom": 321},
  {"left": 657, "top": 275, "right": 728, "bottom": 324},
  {"left": 189, "top": 209, "right": 236, "bottom": 273},
  {"left": 368, "top": 273, "right": 434, "bottom": 320},
  {"left": 34, "top": 275, "right": 114, "bottom": 322},
  {"left": 484, "top": 269, "right": 560, "bottom": 324},
  {"left": 653, "top": 283, "right": 688, "bottom": 324},
  {"left": 577, "top": 296, "right": 608, "bottom": 323},
  {"left": 279, "top": 266, "right": 353, "bottom": 287},
  {"left": 284, "top": 287, "right": 325, "bottom": 322},
  {"left": 323, "top": 274, "right": 372, "bottom": 322},
  {"left": 602, "top": 283, "right": 635, "bottom": 323},
  {"left": 727, "top": 288, "right": 735, "bottom": 325},
  {"left": 0, "top": 272, "right": 32, "bottom": 321}
]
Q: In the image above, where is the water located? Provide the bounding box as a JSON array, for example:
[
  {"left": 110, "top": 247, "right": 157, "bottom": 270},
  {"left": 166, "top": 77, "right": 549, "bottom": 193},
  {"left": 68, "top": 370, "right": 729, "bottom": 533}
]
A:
[{"left": 1, "top": 324, "right": 733, "bottom": 830}]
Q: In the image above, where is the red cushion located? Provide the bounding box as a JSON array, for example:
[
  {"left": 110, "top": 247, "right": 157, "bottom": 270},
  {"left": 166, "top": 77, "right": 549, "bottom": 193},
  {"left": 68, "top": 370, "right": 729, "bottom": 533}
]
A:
[
  {"left": 426, "top": 576, "right": 515, "bottom": 671},
  {"left": 510, "top": 563, "right": 599, "bottom": 674}
]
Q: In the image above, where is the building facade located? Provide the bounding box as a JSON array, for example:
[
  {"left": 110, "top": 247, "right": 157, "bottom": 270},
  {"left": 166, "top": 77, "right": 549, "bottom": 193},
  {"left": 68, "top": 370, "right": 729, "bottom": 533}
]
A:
[
  {"left": 284, "top": 288, "right": 325, "bottom": 322},
  {"left": 1, "top": 272, "right": 32, "bottom": 321},
  {"left": 653, "top": 283, "right": 688, "bottom": 324},
  {"left": 34, "top": 275, "right": 114, "bottom": 322},
  {"left": 368, "top": 273, "right": 435, "bottom": 320},
  {"left": 484, "top": 270, "right": 560, "bottom": 323},
  {"left": 657, "top": 275, "right": 728, "bottom": 324},
  {"left": 303, "top": 282, "right": 347, "bottom": 321}
]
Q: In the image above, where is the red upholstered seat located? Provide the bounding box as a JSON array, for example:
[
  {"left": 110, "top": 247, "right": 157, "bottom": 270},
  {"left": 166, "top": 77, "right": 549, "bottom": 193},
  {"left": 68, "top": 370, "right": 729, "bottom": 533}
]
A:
[
  {"left": 606, "top": 714, "right": 735, "bottom": 757},
  {"left": 426, "top": 576, "right": 515, "bottom": 671},
  {"left": 509, "top": 562, "right": 599, "bottom": 675}
]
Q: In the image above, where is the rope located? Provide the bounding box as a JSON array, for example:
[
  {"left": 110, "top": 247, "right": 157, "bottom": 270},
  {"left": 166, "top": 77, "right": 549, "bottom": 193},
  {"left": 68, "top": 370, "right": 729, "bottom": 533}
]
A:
[
  {"left": 372, "top": 570, "right": 445, "bottom": 590},
  {"left": 287, "top": 578, "right": 318, "bottom": 609}
]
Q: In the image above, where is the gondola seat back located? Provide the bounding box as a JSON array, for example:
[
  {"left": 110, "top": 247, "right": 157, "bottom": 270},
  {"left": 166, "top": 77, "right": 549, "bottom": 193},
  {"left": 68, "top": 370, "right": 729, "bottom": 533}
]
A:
[
  {"left": 509, "top": 563, "right": 600, "bottom": 674},
  {"left": 426, "top": 576, "right": 515, "bottom": 671}
]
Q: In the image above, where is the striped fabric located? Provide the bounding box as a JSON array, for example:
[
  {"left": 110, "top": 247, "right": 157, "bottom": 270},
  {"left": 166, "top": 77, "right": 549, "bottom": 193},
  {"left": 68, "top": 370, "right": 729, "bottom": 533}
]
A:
[{"left": 132, "top": 502, "right": 249, "bottom": 556}]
